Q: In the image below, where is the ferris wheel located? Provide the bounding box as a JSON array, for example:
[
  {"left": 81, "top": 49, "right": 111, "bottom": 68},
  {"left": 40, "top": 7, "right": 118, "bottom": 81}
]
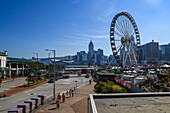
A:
[{"left": 107, "top": 12, "right": 140, "bottom": 69}]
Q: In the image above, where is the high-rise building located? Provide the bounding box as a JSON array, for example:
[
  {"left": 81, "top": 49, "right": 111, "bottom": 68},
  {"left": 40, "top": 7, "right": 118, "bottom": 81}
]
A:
[
  {"left": 77, "top": 52, "right": 81, "bottom": 62},
  {"left": 145, "top": 40, "right": 159, "bottom": 62},
  {"left": 160, "top": 43, "right": 170, "bottom": 61},
  {"left": 80, "top": 51, "right": 87, "bottom": 61},
  {"left": 97, "top": 49, "right": 103, "bottom": 55},
  {"left": 88, "top": 40, "right": 94, "bottom": 56}
]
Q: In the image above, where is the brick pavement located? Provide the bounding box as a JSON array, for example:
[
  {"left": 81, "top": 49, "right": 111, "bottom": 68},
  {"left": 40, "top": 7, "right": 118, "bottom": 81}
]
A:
[{"left": 36, "top": 80, "right": 96, "bottom": 113}]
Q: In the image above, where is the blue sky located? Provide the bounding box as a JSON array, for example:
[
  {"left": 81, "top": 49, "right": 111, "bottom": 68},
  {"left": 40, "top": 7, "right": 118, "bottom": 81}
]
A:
[{"left": 0, "top": 0, "right": 170, "bottom": 58}]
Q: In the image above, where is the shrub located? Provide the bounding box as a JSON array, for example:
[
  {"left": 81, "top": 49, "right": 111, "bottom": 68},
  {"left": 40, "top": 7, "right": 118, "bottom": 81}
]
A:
[
  {"left": 99, "top": 86, "right": 107, "bottom": 93},
  {"left": 107, "top": 80, "right": 116, "bottom": 85},
  {"left": 94, "top": 83, "right": 100, "bottom": 91},
  {"left": 94, "top": 80, "right": 127, "bottom": 93},
  {"left": 114, "top": 71, "right": 122, "bottom": 74}
]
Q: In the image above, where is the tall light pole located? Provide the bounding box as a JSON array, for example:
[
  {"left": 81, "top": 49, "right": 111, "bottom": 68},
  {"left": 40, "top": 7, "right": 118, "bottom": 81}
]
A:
[
  {"left": 48, "top": 52, "right": 53, "bottom": 79},
  {"left": 33, "top": 52, "right": 38, "bottom": 62},
  {"left": 45, "top": 49, "right": 56, "bottom": 100}
]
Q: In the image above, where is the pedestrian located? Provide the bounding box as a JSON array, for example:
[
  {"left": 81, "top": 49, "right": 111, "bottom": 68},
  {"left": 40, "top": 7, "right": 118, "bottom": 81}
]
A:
[
  {"left": 3, "top": 93, "right": 7, "bottom": 97},
  {"left": 56, "top": 98, "right": 60, "bottom": 109},
  {"left": 0, "top": 79, "right": 2, "bottom": 87},
  {"left": 89, "top": 79, "right": 91, "bottom": 85},
  {"left": 57, "top": 93, "right": 61, "bottom": 101},
  {"left": 72, "top": 90, "right": 74, "bottom": 97},
  {"left": 66, "top": 90, "right": 68, "bottom": 95},
  {"left": 62, "top": 93, "right": 65, "bottom": 103},
  {"left": 69, "top": 89, "right": 72, "bottom": 97},
  {"left": 12, "top": 76, "right": 15, "bottom": 80}
]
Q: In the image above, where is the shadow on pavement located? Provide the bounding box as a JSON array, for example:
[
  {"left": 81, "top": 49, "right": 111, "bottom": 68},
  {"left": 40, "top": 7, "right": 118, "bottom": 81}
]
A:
[{"left": 48, "top": 108, "right": 56, "bottom": 110}]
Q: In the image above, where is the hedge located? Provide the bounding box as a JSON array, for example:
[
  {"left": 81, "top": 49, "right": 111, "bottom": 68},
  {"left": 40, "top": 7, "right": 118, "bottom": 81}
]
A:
[
  {"left": 24, "top": 79, "right": 48, "bottom": 87},
  {"left": 94, "top": 80, "right": 127, "bottom": 93}
]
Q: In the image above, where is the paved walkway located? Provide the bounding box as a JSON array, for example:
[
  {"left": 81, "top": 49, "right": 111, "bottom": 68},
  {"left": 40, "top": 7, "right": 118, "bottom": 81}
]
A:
[
  {"left": 0, "top": 77, "right": 27, "bottom": 93},
  {"left": 36, "top": 80, "right": 96, "bottom": 113}
]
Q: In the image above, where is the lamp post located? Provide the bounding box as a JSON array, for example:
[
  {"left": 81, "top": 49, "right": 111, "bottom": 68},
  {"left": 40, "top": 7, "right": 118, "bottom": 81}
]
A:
[
  {"left": 48, "top": 52, "right": 53, "bottom": 79},
  {"left": 33, "top": 52, "right": 38, "bottom": 62},
  {"left": 45, "top": 49, "right": 56, "bottom": 100}
]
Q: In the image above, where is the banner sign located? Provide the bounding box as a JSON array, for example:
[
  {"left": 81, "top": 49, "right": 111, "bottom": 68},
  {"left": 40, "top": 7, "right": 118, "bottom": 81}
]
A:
[{"left": 114, "top": 78, "right": 131, "bottom": 89}]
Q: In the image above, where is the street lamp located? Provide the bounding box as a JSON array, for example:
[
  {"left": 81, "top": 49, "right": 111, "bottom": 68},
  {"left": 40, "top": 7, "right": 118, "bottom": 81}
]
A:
[
  {"left": 45, "top": 49, "right": 56, "bottom": 100},
  {"left": 48, "top": 52, "right": 53, "bottom": 79},
  {"left": 33, "top": 52, "right": 38, "bottom": 62}
]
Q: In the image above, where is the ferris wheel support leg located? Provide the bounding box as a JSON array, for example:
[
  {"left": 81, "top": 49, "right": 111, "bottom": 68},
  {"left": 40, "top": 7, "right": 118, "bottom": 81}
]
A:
[
  {"left": 122, "top": 44, "right": 126, "bottom": 67},
  {"left": 106, "top": 45, "right": 122, "bottom": 70},
  {"left": 106, "top": 56, "right": 115, "bottom": 70},
  {"left": 123, "top": 44, "right": 131, "bottom": 69},
  {"left": 130, "top": 43, "right": 138, "bottom": 66},
  {"left": 127, "top": 45, "right": 132, "bottom": 68}
]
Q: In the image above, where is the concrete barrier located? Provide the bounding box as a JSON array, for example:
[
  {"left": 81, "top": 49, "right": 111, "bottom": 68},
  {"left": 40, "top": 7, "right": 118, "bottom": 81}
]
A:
[
  {"left": 38, "top": 94, "right": 47, "bottom": 105},
  {"left": 17, "top": 103, "right": 30, "bottom": 113},
  {"left": 31, "top": 97, "right": 41, "bottom": 108},
  {"left": 24, "top": 100, "right": 35, "bottom": 112},
  {"left": 8, "top": 108, "right": 23, "bottom": 113}
]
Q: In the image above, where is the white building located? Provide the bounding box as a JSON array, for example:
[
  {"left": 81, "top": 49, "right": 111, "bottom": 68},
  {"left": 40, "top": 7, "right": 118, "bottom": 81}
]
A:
[{"left": 0, "top": 51, "right": 7, "bottom": 68}]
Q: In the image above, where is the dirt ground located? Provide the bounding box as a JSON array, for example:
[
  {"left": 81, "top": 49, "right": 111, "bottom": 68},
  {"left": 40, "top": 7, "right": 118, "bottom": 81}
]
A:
[{"left": 36, "top": 80, "right": 96, "bottom": 113}]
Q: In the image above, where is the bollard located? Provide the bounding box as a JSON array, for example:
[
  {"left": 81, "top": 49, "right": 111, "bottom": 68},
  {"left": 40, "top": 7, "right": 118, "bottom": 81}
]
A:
[
  {"left": 31, "top": 97, "right": 41, "bottom": 108},
  {"left": 24, "top": 100, "right": 35, "bottom": 112},
  {"left": 38, "top": 94, "right": 47, "bottom": 105},
  {"left": 17, "top": 103, "right": 30, "bottom": 113}
]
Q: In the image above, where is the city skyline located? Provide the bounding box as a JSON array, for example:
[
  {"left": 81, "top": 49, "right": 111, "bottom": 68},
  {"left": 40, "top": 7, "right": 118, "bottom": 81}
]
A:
[{"left": 1, "top": 0, "right": 170, "bottom": 58}]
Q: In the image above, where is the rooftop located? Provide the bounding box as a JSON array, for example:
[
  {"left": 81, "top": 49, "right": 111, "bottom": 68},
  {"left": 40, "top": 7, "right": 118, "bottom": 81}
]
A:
[
  {"left": 97, "top": 70, "right": 122, "bottom": 76},
  {"left": 90, "top": 93, "right": 170, "bottom": 113},
  {"left": 7, "top": 57, "right": 34, "bottom": 63}
]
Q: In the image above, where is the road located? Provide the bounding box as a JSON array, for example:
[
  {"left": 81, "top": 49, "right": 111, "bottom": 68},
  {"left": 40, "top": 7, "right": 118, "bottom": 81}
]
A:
[{"left": 0, "top": 74, "right": 90, "bottom": 113}]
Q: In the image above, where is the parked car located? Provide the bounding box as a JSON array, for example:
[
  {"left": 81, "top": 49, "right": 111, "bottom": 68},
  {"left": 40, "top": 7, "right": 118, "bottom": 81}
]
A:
[
  {"left": 48, "top": 79, "right": 55, "bottom": 83},
  {"left": 55, "top": 76, "right": 59, "bottom": 81},
  {"left": 85, "top": 73, "right": 89, "bottom": 78},
  {"left": 78, "top": 73, "right": 81, "bottom": 76},
  {"left": 58, "top": 73, "right": 63, "bottom": 79},
  {"left": 63, "top": 75, "right": 69, "bottom": 78}
]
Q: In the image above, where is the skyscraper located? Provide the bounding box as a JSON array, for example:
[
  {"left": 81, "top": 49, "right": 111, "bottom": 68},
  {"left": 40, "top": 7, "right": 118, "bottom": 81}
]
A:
[
  {"left": 160, "top": 43, "right": 170, "bottom": 61},
  {"left": 145, "top": 40, "right": 159, "bottom": 63},
  {"left": 88, "top": 40, "right": 94, "bottom": 56}
]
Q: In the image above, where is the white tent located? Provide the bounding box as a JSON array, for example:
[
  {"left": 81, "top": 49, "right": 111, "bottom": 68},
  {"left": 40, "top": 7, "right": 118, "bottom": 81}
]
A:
[{"left": 160, "top": 64, "right": 170, "bottom": 68}]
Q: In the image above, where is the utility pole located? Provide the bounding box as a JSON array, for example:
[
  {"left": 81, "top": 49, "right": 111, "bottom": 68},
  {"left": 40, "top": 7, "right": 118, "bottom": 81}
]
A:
[
  {"left": 45, "top": 49, "right": 56, "bottom": 100},
  {"left": 48, "top": 53, "right": 51, "bottom": 79}
]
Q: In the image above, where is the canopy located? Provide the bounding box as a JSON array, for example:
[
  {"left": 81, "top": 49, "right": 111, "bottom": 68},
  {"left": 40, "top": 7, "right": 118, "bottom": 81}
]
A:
[{"left": 1, "top": 67, "right": 11, "bottom": 71}]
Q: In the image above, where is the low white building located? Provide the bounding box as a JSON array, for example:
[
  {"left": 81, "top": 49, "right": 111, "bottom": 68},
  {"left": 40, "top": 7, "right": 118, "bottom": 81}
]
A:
[{"left": 0, "top": 51, "right": 7, "bottom": 68}]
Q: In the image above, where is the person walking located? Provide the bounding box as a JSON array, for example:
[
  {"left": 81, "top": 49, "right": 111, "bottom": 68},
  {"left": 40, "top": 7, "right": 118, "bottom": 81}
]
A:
[
  {"left": 72, "top": 90, "right": 74, "bottom": 97},
  {"left": 56, "top": 98, "right": 60, "bottom": 109},
  {"left": 89, "top": 79, "right": 91, "bottom": 85},
  {"left": 0, "top": 82, "right": 1, "bottom": 87},
  {"left": 62, "top": 93, "right": 65, "bottom": 103},
  {"left": 57, "top": 93, "right": 61, "bottom": 101},
  {"left": 12, "top": 75, "right": 15, "bottom": 80}
]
